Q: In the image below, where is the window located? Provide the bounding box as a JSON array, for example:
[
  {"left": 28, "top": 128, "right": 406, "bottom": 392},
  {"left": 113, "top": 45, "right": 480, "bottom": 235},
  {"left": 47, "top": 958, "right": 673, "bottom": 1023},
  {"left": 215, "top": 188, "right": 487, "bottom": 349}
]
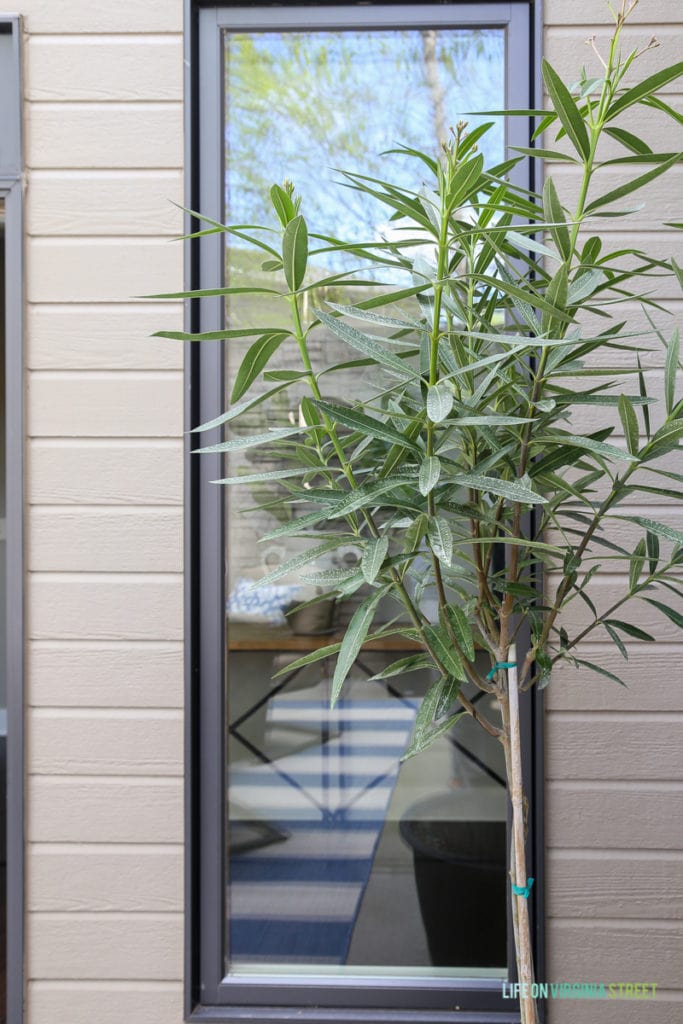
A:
[
  {"left": 186, "top": 4, "right": 543, "bottom": 1020},
  {"left": 0, "top": 16, "right": 23, "bottom": 1024}
]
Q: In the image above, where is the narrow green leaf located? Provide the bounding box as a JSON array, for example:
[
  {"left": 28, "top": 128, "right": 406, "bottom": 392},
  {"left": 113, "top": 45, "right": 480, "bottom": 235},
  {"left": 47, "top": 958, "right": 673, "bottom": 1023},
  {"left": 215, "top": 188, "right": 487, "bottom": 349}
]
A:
[
  {"left": 153, "top": 327, "right": 290, "bottom": 342},
  {"left": 312, "top": 399, "right": 420, "bottom": 451},
  {"left": 642, "top": 598, "right": 683, "bottom": 630},
  {"left": 567, "top": 269, "right": 604, "bottom": 305},
  {"left": 211, "top": 467, "right": 318, "bottom": 487},
  {"left": 531, "top": 433, "right": 638, "bottom": 463},
  {"left": 315, "top": 308, "right": 418, "bottom": 378},
  {"left": 282, "top": 214, "right": 308, "bottom": 291},
  {"left": 629, "top": 539, "right": 646, "bottom": 593},
  {"left": 367, "top": 653, "right": 433, "bottom": 681},
  {"left": 419, "top": 456, "right": 441, "bottom": 496},
  {"left": 270, "top": 184, "right": 296, "bottom": 228},
  {"left": 637, "top": 354, "right": 651, "bottom": 440},
  {"left": 665, "top": 329, "right": 680, "bottom": 415},
  {"left": 402, "top": 677, "right": 467, "bottom": 760},
  {"left": 195, "top": 426, "right": 303, "bottom": 454},
  {"left": 449, "top": 472, "right": 548, "bottom": 505},
  {"left": 603, "top": 126, "right": 653, "bottom": 156},
  {"left": 542, "top": 264, "right": 569, "bottom": 335},
  {"left": 641, "top": 420, "right": 683, "bottom": 461},
  {"left": 603, "top": 619, "right": 655, "bottom": 642},
  {"left": 332, "top": 587, "right": 388, "bottom": 704},
  {"left": 618, "top": 394, "right": 639, "bottom": 456},
  {"left": 361, "top": 536, "right": 390, "bottom": 584},
  {"left": 230, "top": 332, "right": 289, "bottom": 402},
  {"left": 252, "top": 540, "right": 347, "bottom": 590},
  {"left": 607, "top": 60, "right": 683, "bottom": 121},
  {"left": 542, "top": 177, "right": 571, "bottom": 260},
  {"left": 604, "top": 622, "right": 628, "bottom": 661},
  {"left": 326, "top": 301, "right": 423, "bottom": 332},
  {"left": 614, "top": 516, "right": 683, "bottom": 546},
  {"left": 427, "top": 516, "right": 453, "bottom": 567},
  {"left": 427, "top": 382, "right": 454, "bottom": 423},
  {"left": 424, "top": 624, "right": 464, "bottom": 679},
  {"left": 575, "top": 658, "right": 628, "bottom": 687},
  {"left": 585, "top": 153, "right": 681, "bottom": 215},
  {"left": 443, "top": 604, "right": 476, "bottom": 662},
  {"left": 542, "top": 58, "right": 590, "bottom": 161},
  {"left": 646, "top": 531, "right": 660, "bottom": 575}
]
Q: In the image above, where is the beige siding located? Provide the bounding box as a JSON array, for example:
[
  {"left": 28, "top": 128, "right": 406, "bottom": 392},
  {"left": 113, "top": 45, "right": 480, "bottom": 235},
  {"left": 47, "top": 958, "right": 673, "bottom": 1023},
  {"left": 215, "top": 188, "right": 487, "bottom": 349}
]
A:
[
  {"left": 14, "top": 2, "right": 682, "bottom": 1022},
  {"left": 544, "top": 3, "right": 683, "bottom": 1020},
  {"left": 19, "top": 3, "right": 185, "bottom": 1023}
]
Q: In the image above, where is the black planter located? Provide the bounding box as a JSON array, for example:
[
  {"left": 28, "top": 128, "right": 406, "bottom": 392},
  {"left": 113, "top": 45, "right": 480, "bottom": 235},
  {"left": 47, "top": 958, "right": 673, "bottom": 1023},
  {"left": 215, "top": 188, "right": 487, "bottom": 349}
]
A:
[{"left": 400, "top": 807, "right": 507, "bottom": 968}]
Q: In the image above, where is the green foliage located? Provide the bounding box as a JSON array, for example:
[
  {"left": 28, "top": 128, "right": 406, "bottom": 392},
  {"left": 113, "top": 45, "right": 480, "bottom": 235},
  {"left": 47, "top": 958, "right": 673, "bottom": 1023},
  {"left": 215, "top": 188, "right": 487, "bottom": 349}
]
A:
[{"left": 159, "top": 12, "right": 683, "bottom": 755}]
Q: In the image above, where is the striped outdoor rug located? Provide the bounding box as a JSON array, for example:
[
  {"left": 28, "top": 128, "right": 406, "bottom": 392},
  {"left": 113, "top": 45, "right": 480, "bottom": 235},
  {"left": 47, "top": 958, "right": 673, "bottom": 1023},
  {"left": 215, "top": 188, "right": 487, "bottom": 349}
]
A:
[{"left": 228, "top": 696, "right": 417, "bottom": 965}]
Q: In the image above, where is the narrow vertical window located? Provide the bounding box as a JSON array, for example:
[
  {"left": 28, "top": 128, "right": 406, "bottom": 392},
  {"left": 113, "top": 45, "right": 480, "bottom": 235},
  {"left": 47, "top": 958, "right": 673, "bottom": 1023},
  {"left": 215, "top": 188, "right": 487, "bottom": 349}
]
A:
[{"left": 223, "top": 25, "right": 508, "bottom": 977}]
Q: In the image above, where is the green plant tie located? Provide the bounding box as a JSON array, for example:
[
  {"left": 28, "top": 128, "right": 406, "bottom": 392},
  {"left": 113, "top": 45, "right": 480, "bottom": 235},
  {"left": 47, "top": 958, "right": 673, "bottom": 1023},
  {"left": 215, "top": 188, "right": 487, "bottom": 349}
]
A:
[
  {"left": 486, "top": 661, "right": 517, "bottom": 680},
  {"left": 512, "top": 878, "right": 534, "bottom": 899}
]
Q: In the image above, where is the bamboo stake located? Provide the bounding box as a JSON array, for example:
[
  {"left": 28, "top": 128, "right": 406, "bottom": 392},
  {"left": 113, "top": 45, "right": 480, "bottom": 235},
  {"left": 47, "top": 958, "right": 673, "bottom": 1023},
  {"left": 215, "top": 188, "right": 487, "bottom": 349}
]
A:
[{"left": 507, "top": 645, "right": 539, "bottom": 1024}]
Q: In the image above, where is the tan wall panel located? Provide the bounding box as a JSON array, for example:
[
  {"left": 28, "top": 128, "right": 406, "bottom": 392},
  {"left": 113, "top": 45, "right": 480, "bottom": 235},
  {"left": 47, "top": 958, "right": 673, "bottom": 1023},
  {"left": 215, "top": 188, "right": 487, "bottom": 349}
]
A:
[
  {"left": 546, "top": 716, "right": 683, "bottom": 780},
  {"left": 547, "top": 783, "right": 683, "bottom": 850},
  {"left": 29, "top": 847, "right": 183, "bottom": 912},
  {"left": 545, "top": 26, "right": 683, "bottom": 90},
  {"left": 27, "top": 238, "right": 183, "bottom": 302},
  {"left": 27, "top": 38, "right": 182, "bottom": 102},
  {"left": 18, "top": 1, "right": 182, "bottom": 33},
  {"left": 28, "top": 440, "right": 183, "bottom": 505},
  {"left": 27, "top": 304, "right": 183, "bottom": 370},
  {"left": 28, "top": 372, "right": 182, "bottom": 437},
  {"left": 27, "top": 914, "right": 183, "bottom": 980},
  {"left": 28, "top": 778, "right": 182, "bottom": 844},
  {"left": 548, "top": 995, "right": 683, "bottom": 1024},
  {"left": 545, "top": 0, "right": 681, "bottom": 25},
  {"left": 542, "top": 102, "right": 682, "bottom": 163},
  {"left": 27, "top": 103, "right": 183, "bottom": 169},
  {"left": 29, "top": 574, "right": 183, "bottom": 641},
  {"left": 546, "top": 920, "right": 682, "bottom": 987},
  {"left": 27, "top": 171, "right": 183, "bottom": 237},
  {"left": 547, "top": 644, "right": 683, "bottom": 710},
  {"left": 547, "top": 850, "right": 683, "bottom": 920},
  {"left": 29, "top": 508, "right": 183, "bottom": 572},
  {"left": 27, "top": 983, "right": 182, "bottom": 1024},
  {"left": 28, "top": 641, "right": 183, "bottom": 708},
  {"left": 546, "top": 165, "right": 682, "bottom": 232},
  {"left": 550, "top": 578, "right": 683, "bottom": 642},
  {"left": 29, "top": 708, "right": 182, "bottom": 776}
]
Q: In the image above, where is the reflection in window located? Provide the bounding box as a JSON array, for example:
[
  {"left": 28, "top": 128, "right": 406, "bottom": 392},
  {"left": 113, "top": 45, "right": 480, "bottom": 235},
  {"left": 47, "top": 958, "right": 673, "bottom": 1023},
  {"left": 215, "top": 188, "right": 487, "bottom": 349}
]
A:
[{"left": 223, "top": 26, "right": 508, "bottom": 976}]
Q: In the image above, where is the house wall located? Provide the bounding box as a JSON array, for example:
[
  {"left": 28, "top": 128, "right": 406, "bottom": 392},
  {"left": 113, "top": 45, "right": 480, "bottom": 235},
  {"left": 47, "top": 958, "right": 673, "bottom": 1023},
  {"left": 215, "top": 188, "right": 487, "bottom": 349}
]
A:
[
  {"left": 543, "top": 2, "right": 683, "bottom": 1022},
  {"left": 12, "top": 1, "right": 682, "bottom": 1023},
  {"left": 17, "top": 3, "right": 186, "bottom": 1022}
]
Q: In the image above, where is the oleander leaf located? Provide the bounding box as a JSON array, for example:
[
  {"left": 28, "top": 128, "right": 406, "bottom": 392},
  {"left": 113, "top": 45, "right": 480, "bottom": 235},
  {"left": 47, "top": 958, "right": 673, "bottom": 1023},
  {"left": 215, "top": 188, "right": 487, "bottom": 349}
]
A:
[
  {"left": 231, "top": 332, "right": 289, "bottom": 402},
  {"left": 542, "top": 58, "right": 590, "bottom": 160},
  {"left": 361, "top": 536, "right": 390, "bottom": 584},
  {"left": 419, "top": 456, "right": 441, "bottom": 496},
  {"left": 282, "top": 214, "right": 308, "bottom": 291},
  {"left": 332, "top": 587, "right": 390, "bottom": 704}
]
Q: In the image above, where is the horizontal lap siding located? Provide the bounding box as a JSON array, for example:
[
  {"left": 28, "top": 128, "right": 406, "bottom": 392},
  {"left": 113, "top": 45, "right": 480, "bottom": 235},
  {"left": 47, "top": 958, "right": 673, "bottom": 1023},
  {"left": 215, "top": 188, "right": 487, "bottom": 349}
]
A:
[
  {"left": 544, "top": 4, "right": 683, "bottom": 1020},
  {"left": 20, "top": 5, "right": 185, "bottom": 1023}
]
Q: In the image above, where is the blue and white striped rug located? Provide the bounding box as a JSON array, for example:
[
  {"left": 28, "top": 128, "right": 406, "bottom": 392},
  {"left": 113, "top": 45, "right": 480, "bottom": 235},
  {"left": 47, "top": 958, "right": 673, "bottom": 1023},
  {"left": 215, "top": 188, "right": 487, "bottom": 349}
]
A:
[{"left": 228, "top": 696, "right": 418, "bottom": 965}]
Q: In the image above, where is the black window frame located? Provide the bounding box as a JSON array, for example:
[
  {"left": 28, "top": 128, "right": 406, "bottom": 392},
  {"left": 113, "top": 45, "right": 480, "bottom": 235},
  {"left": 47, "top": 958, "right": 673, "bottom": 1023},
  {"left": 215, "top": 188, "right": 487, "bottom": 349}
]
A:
[
  {"left": 0, "top": 15, "right": 24, "bottom": 1024},
  {"left": 184, "top": 3, "right": 545, "bottom": 1021}
]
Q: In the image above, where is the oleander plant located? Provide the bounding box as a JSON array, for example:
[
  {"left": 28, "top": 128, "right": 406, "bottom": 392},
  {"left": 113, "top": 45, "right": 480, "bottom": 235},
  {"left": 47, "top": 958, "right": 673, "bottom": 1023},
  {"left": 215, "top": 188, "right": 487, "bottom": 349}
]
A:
[{"left": 156, "top": 3, "right": 682, "bottom": 1020}]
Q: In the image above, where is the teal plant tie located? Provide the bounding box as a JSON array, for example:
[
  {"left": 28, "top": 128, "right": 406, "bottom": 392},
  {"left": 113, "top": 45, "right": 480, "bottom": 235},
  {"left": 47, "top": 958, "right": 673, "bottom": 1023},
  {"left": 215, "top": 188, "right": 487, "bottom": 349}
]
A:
[
  {"left": 486, "top": 661, "right": 517, "bottom": 680},
  {"left": 512, "top": 877, "right": 535, "bottom": 899}
]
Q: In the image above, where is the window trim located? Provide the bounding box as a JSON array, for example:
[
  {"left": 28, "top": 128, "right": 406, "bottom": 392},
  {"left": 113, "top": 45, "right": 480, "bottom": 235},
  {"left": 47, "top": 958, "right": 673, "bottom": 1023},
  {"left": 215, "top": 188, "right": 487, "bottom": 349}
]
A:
[
  {"left": 184, "top": 3, "right": 544, "bottom": 1020},
  {"left": 0, "top": 15, "right": 24, "bottom": 1024}
]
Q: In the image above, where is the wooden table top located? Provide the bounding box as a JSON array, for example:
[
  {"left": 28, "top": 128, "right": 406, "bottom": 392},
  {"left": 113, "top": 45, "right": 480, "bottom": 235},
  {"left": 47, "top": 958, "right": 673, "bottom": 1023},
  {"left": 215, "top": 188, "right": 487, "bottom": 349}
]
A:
[{"left": 227, "top": 621, "right": 423, "bottom": 652}]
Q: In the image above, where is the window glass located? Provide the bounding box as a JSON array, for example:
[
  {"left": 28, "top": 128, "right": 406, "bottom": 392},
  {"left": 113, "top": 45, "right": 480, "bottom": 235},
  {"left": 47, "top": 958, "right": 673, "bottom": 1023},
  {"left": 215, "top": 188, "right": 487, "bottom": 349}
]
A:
[{"left": 223, "top": 24, "right": 508, "bottom": 978}]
